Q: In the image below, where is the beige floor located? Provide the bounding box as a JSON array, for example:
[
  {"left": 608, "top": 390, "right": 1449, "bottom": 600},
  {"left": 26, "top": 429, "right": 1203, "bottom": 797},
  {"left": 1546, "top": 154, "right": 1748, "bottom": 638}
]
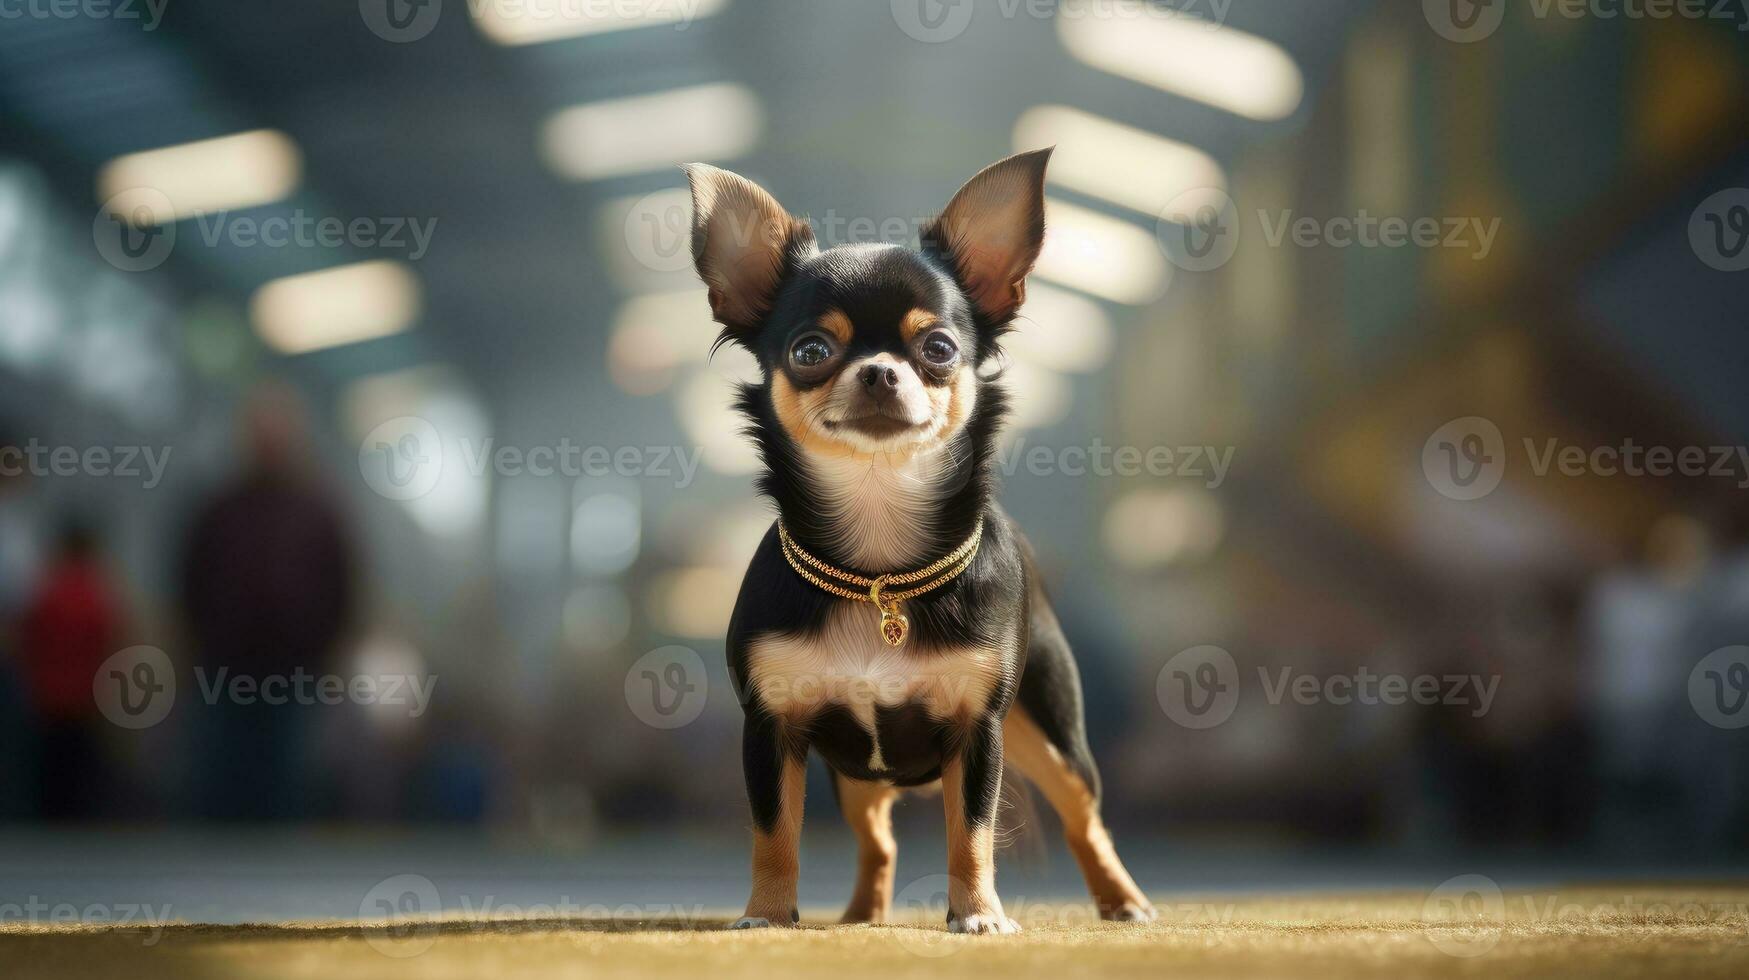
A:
[{"left": 4, "top": 886, "right": 1746, "bottom": 979}]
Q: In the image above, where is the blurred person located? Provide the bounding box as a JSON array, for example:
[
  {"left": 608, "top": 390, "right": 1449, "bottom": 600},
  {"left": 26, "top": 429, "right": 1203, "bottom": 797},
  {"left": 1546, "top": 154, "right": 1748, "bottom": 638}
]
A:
[
  {"left": 179, "top": 384, "right": 356, "bottom": 821},
  {"left": 1584, "top": 515, "right": 1712, "bottom": 853},
  {"left": 17, "top": 522, "right": 123, "bottom": 820},
  {"left": 0, "top": 424, "right": 42, "bottom": 817}
]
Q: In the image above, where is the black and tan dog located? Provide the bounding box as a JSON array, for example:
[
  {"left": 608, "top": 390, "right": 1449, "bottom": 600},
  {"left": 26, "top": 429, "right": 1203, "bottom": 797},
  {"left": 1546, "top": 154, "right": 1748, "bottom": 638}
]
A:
[{"left": 685, "top": 149, "right": 1153, "bottom": 933}]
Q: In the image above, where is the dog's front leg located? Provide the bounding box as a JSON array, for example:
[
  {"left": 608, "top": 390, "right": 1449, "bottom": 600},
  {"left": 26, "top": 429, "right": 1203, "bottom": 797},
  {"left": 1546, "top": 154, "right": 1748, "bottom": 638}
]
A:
[
  {"left": 942, "top": 713, "right": 1019, "bottom": 934},
  {"left": 733, "top": 709, "right": 806, "bottom": 929}
]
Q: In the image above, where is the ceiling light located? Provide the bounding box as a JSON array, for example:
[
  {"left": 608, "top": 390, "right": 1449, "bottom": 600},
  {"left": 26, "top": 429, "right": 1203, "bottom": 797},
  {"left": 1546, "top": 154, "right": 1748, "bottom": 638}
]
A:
[
  {"left": 1059, "top": 15, "right": 1303, "bottom": 122},
  {"left": 1008, "top": 283, "right": 1113, "bottom": 373},
  {"left": 542, "top": 83, "right": 762, "bottom": 181},
  {"left": 473, "top": 0, "right": 727, "bottom": 45},
  {"left": 98, "top": 130, "right": 301, "bottom": 223},
  {"left": 1015, "top": 105, "right": 1227, "bottom": 216},
  {"left": 677, "top": 367, "right": 761, "bottom": 474},
  {"left": 250, "top": 260, "right": 419, "bottom": 354},
  {"left": 1034, "top": 198, "right": 1169, "bottom": 305}
]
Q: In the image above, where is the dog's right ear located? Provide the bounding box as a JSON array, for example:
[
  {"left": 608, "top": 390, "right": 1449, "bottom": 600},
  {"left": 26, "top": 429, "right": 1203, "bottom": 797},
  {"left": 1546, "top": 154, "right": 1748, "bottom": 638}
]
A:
[{"left": 684, "top": 164, "right": 815, "bottom": 343}]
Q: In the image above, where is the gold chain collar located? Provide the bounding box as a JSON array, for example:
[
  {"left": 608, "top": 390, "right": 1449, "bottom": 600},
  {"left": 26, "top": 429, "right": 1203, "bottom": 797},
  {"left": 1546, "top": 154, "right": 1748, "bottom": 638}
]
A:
[{"left": 777, "top": 518, "right": 984, "bottom": 647}]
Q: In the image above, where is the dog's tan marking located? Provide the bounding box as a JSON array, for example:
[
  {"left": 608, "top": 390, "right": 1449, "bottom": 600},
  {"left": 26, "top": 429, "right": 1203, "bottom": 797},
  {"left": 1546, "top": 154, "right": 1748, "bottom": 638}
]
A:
[
  {"left": 836, "top": 775, "right": 900, "bottom": 923},
  {"left": 941, "top": 753, "right": 1009, "bottom": 928},
  {"left": 770, "top": 372, "right": 853, "bottom": 461},
  {"left": 818, "top": 308, "right": 854, "bottom": 345},
  {"left": 1003, "top": 706, "right": 1152, "bottom": 919},
  {"left": 746, "top": 605, "right": 1006, "bottom": 728},
  {"left": 899, "top": 308, "right": 939, "bottom": 343},
  {"left": 744, "top": 752, "right": 807, "bottom": 925}
]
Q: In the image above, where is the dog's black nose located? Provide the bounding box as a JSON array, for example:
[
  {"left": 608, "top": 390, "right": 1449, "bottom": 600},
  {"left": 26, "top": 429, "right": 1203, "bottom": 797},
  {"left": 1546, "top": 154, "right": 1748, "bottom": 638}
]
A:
[{"left": 858, "top": 364, "right": 900, "bottom": 391}]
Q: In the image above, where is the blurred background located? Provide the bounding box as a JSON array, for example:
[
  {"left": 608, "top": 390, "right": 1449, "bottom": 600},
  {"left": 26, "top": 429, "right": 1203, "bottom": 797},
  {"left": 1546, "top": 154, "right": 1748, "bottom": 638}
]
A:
[{"left": 2, "top": 0, "right": 1749, "bottom": 921}]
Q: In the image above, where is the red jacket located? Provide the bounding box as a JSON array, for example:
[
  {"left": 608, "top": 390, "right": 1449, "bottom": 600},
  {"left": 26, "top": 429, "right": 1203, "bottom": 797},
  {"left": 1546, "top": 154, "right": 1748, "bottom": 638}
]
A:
[{"left": 20, "top": 560, "right": 120, "bottom": 720}]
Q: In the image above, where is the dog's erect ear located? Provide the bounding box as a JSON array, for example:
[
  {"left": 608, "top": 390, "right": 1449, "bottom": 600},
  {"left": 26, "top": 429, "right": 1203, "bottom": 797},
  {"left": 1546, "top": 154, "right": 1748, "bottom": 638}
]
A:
[
  {"left": 684, "top": 164, "right": 814, "bottom": 340},
  {"left": 922, "top": 148, "right": 1052, "bottom": 325}
]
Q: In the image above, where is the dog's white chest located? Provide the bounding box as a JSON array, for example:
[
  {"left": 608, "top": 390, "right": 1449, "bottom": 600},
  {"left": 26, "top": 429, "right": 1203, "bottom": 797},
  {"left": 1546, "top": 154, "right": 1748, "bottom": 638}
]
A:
[{"left": 746, "top": 603, "right": 1003, "bottom": 770}]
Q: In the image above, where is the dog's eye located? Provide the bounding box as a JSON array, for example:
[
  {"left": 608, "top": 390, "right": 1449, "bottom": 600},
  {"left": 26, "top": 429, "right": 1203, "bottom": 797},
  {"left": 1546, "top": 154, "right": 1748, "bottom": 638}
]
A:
[
  {"left": 920, "top": 332, "right": 959, "bottom": 366},
  {"left": 789, "top": 334, "right": 835, "bottom": 371}
]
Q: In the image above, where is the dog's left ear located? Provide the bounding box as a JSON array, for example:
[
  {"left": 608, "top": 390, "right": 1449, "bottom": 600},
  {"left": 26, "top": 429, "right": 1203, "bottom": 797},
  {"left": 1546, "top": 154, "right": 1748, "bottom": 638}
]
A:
[{"left": 922, "top": 148, "right": 1053, "bottom": 326}]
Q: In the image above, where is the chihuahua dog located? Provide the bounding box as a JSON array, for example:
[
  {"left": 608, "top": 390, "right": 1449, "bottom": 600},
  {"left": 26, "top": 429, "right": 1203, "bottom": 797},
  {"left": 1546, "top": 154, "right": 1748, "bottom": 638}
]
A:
[{"left": 686, "top": 149, "right": 1153, "bottom": 933}]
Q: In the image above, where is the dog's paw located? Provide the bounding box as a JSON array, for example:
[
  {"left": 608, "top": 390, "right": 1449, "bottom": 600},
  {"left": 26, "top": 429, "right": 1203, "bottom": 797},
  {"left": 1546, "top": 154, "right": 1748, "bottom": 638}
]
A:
[
  {"left": 947, "top": 913, "right": 1021, "bottom": 935},
  {"left": 730, "top": 907, "right": 799, "bottom": 930},
  {"left": 1102, "top": 903, "right": 1157, "bottom": 923}
]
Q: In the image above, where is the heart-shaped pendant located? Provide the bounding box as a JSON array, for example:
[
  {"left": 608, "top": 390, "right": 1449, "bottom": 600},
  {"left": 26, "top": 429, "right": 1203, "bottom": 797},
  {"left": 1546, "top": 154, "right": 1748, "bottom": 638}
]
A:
[{"left": 879, "top": 608, "right": 909, "bottom": 647}]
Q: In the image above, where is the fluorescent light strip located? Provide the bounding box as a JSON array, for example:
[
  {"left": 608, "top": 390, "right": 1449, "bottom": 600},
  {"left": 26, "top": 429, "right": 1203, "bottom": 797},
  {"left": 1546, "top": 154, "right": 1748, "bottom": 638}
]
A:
[
  {"left": 1009, "top": 282, "right": 1114, "bottom": 373},
  {"left": 98, "top": 130, "right": 301, "bottom": 224},
  {"left": 250, "top": 260, "right": 420, "bottom": 354},
  {"left": 542, "top": 83, "right": 762, "bottom": 180},
  {"left": 473, "top": 0, "right": 727, "bottom": 46},
  {"left": 1034, "top": 198, "right": 1169, "bottom": 305},
  {"left": 1059, "top": 14, "right": 1303, "bottom": 122},
  {"left": 1015, "top": 105, "right": 1227, "bottom": 217}
]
